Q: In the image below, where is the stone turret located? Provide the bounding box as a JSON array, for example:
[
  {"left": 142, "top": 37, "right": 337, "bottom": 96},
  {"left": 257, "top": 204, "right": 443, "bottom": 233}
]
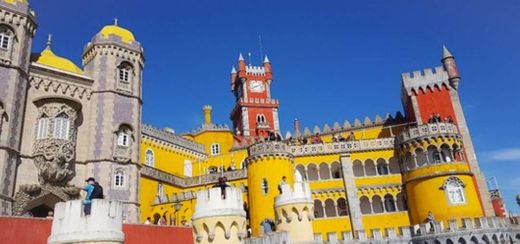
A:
[
  {"left": 192, "top": 187, "right": 247, "bottom": 244},
  {"left": 48, "top": 200, "right": 124, "bottom": 244},
  {"left": 274, "top": 180, "right": 314, "bottom": 244}
]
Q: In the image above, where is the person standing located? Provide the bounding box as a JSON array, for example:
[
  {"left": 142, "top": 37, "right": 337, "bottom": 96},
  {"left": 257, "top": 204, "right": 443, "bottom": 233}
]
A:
[
  {"left": 78, "top": 177, "right": 95, "bottom": 215},
  {"left": 144, "top": 217, "right": 152, "bottom": 225}
]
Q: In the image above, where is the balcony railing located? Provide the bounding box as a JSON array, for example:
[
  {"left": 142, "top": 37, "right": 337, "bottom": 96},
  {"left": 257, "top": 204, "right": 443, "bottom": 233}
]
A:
[
  {"left": 248, "top": 141, "right": 290, "bottom": 157},
  {"left": 289, "top": 138, "right": 395, "bottom": 156},
  {"left": 397, "top": 122, "right": 459, "bottom": 144}
]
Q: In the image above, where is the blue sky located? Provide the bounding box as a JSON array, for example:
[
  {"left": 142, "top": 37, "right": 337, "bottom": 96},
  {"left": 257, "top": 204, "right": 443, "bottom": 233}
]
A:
[{"left": 31, "top": 1, "right": 519, "bottom": 213}]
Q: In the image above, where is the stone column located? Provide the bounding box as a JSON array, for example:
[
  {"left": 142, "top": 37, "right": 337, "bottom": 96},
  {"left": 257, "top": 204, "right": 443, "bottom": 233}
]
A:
[{"left": 339, "top": 154, "right": 363, "bottom": 234}]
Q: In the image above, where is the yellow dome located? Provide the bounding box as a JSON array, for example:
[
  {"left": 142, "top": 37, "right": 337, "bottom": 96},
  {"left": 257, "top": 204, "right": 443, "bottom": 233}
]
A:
[
  {"left": 35, "top": 48, "right": 84, "bottom": 75},
  {"left": 2, "top": 0, "right": 27, "bottom": 4},
  {"left": 100, "top": 25, "right": 135, "bottom": 43}
]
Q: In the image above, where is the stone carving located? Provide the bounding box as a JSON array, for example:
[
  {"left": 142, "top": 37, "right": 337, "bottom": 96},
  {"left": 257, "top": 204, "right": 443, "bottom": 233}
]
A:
[
  {"left": 13, "top": 102, "right": 80, "bottom": 216},
  {"left": 33, "top": 139, "right": 75, "bottom": 185}
]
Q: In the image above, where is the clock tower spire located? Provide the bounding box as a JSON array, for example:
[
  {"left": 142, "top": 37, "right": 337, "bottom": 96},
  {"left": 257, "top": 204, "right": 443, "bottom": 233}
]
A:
[{"left": 230, "top": 53, "right": 280, "bottom": 138}]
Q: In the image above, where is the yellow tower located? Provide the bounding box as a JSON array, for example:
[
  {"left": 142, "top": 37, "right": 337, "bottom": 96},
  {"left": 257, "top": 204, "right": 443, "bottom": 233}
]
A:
[
  {"left": 398, "top": 122, "right": 484, "bottom": 225},
  {"left": 192, "top": 187, "right": 247, "bottom": 244},
  {"left": 246, "top": 142, "right": 295, "bottom": 236},
  {"left": 274, "top": 180, "right": 314, "bottom": 243},
  {"left": 203, "top": 105, "right": 212, "bottom": 125}
]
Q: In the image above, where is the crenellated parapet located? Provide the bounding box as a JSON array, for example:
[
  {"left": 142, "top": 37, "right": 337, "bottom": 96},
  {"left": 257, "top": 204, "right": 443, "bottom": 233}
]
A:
[
  {"left": 274, "top": 182, "right": 314, "bottom": 244},
  {"left": 192, "top": 187, "right": 247, "bottom": 244},
  {"left": 290, "top": 138, "right": 395, "bottom": 156},
  {"left": 47, "top": 200, "right": 124, "bottom": 244},
  {"left": 401, "top": 66, "right": 452, "bottom": 95}
]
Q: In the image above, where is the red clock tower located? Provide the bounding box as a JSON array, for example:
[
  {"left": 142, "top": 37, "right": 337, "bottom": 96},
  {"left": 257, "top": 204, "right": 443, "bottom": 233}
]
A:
[{"left": 230, "top": 54, "right": 280, "bottom": 138}]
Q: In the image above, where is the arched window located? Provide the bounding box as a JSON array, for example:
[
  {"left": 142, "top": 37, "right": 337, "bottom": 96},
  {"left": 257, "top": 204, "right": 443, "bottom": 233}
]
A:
[
  {"left": 337, "top": 198, "right": 348, "bottom": 216},
  {"left": 295, "top": 165, "right": 306, "bottom": 181},
  {"left": 371, "top": 195, "right": 384, "bottom": 213},
  {"left": 415, "top": 148, "right": 427, "bottom": 166},
  {"left": 36, "top": 116, "right": 49, "bottom": 139},
  {"left": 210, "top": 143, "right": 220, "bottom": 155},
  {"left": 319, "top": 163, "right": 331, "bottom": 180},
  {"left": 53, "top": 113, "right": 70, "bottom": 140},
  {"left": 396, "top": 192, "right": 407, "bottom": 211},
  {"left": 427, "top": 145, "right": 441, "bottom": 164},
  {"left": 118, "top": 62, "right": 133, "bottom": 83},
  {"left": 314, "top": 200, "right": 324, "bottom": 218},
  {"left": 405, "top": 152, "right": 416, "bottom": 170},
  {"left": 330, "top": 162, "right": 342, "bottom": 179},
  {"left": 307, "top": 164, "right": 319, "bottom": 181},
  {"left": 383, "top": 194, "right": 396, "bottom": 212},
  {"left": 0, "top": 29, "right": 12, "bottom": 50},
  {"left": 388, "top": 157, "right": 400, "bottom": 174},
  {"left": 440, "top": 144, "right": 453, "bottom": 162},
  {"left": 444, "top": 177, "right": 466, "bottom": 204},
  {"left": 324, "top": 199, "right": 337, "bottom": 217},
  {"left": 145, "top": 149, "right": 155, "bottom": 167},
  {"left": 261, "top": 178, "right": 268, "bottom": 194},
  {"left": 117, "top": 130, "right": 130, "bottom": 147},
  {"left": 352, "top": 160, "right": 364, "bottom": 177},
  {"left": 376, "top": 158, "right": 389, "bottom": 175},
  {"left": 359, "top": 196, "right": 371, "bottom": 214},
  {"left": 114, "top": 170, "right": 125, "bottom": 187},
  {"left": 364, "top": 159, "right": 376, "bottom": 176},
  {"left": 256, "top": 114, "right": 267, "bottom": 125}
]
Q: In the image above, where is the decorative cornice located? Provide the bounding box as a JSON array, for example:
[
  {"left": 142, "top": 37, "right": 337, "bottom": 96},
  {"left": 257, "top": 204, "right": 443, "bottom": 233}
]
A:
[{"left": 141, "top": 124, "right": 206, "bottom": 155}]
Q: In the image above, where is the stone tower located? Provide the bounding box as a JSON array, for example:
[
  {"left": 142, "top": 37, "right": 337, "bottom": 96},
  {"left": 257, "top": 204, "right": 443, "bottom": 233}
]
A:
[
  {"left": 0, "top": 0, "right": 36, "bottom": 214},
  {"left": 230, "top": 54, "right": 280, "bottom": 138},
  {"left": 192, "top": 187, "right": 247, "bottom": 244},
  {"left": 275, "top": 181, "right": 314, "bottom": 244},
  {"left": 82, "top": 21, "right": 144, "bottom": 222}
]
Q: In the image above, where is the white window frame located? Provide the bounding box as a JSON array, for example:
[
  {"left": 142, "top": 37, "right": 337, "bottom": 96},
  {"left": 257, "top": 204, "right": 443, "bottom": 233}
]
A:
[
  {"left": 157, "top": 183, "right": 164, "bottom": 196},
  {"left": 444, "top": 177, "right": 466, "bottom": 205},
  {"left": 119, "top": 67, "right": 130, "bottom": 83},
  {"left": 210, "top": 143, "right": 220, "bottom": 156},
  {"left": 117, "top": 131, "right": 130, "bottom": 147},
  {"left": 53, "top": 114, "right": 70, "bottom": 140},
  {"left": 36, "top": 117, "right": 49, "bottom": 139},
  {"left": 0, "top": 32, "right": 10, "bottom": 50},
  {"left": 184, "top": 160, "right": 193, "bottom": 177},
  {"left": 114, "top": 170, "right": 125, "bottom": 187},
  {"left": 145, "top": 149, "right": 155, "bottom": 167}
]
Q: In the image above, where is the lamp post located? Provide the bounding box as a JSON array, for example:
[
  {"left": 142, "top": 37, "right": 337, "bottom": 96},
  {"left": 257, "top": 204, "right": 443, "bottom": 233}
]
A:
[{"left": 174, "top": 202, "right": 183, "bottom": 226}]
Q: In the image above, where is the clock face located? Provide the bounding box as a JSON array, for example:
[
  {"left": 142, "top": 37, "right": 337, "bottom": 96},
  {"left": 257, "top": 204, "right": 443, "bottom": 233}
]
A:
[{"left": 249, "top": 80, "right": 265, "bottom": 93}]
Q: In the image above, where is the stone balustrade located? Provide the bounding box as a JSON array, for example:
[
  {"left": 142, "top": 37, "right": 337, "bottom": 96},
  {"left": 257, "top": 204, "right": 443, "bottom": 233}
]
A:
[
  {"left": 243, "top": 231, "right": 289, "bottom": 244},
  {"left": 141, "top": 166, "right": 247, "bottom": 191},
  {"left": 48, "top": 200, "right": 124, "bottom": 244},
  {"left": 312, "top": 217, "right": 519, "bottom": 244},
  {"left": 290, "top": 138, "right": 395, "bottom": 156},
  {"left": 248, "top": 141, "right": 291, "bottom": 158},
  {"left": 397, "top": 122, "right": 459, "bottom": 144}
]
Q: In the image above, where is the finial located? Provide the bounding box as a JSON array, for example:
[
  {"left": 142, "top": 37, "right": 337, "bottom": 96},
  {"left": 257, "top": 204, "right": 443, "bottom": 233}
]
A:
[
  {"left": 231, "top": 66, "right": 237, "bottom": 74},
  {"left": 45, "top": 34, "right": 52, "bottom": 50},
  {"left": 442, "top": 45, "right": 453, "bottom": 59},
  {"left": 248, "top": 52, "right": 252, "bottom": 65},
  {"left": 238, "top": 53, "right": 244, "bottom": 61},
  {"left": 114, "top": 17, "right": 119, "bottom": 26},
  {"left": 264, "top": 55, "right": 270, "bottom": 63}
]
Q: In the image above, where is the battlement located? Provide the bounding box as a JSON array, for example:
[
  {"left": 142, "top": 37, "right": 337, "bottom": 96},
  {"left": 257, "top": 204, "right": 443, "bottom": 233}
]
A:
[
  {"left": 192, "top": 187, "right": 246, "bottom": 220},
  {"left": 47, "top": 200, "right": 124, "bottom": 244},
  {"left": 245, "top": 65, "right": 266, "bottom": 76},
  {"left": 401, "top": 66, "right": 451, "bottom": 94},
  {"left": 275, "top": 182, "right": 312, "bottom": 207},
  {"left": 314, "top": 216, "right": 520, "bottom": 244}
]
